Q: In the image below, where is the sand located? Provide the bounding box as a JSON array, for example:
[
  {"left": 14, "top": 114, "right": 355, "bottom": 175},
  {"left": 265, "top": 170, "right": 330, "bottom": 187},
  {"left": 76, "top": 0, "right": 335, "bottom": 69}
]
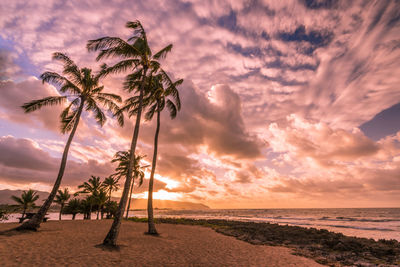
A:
[{"left": 0, "top": 220, "right": 322, "bottom": 267}]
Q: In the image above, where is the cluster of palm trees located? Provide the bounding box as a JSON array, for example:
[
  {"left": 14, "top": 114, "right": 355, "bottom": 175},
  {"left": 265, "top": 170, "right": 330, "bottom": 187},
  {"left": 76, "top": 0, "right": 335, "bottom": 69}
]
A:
[
  {"left": 57, "top": 175, "right": 119, "bottom": 220},
  {"left": 12, "top": 150, "right": 148, "bottom": 221},
  {"left": 16, "top": 20, "right": 183, "bottom": 247}
]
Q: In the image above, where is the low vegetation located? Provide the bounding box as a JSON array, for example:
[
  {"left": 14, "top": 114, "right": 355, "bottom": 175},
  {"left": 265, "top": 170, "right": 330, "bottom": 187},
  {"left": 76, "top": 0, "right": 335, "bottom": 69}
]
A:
[
  {"left": 0, "top": 208, "right": 8, "bottom": 221},
  {"left": 128, "top": 217, "right": 400, "bottom": 266}
]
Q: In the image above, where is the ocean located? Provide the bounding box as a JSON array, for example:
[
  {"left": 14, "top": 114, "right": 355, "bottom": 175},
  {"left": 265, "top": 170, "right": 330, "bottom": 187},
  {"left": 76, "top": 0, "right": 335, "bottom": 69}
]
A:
[{"left": 3, "top": 208, "right": 399, "bottom": 241}]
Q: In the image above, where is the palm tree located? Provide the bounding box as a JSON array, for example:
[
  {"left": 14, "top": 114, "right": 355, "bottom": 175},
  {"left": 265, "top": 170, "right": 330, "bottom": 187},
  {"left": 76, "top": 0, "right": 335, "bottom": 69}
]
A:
[
  {"left": 17, "top": 53, "right": 121, "bottom": 231},
  {"left": 93, "top": 189, "right": 108, "bottom": 220},
  {"left": 103, "top": 200, "right": 118, "bottom": 219},
  {"left": 101, "top": 176, "right": 119, "bottom": 202},
  {"left": 80, "top": 197, "right": 93, "bottom": 220},
  {"left": 11, "top": 189, "right": 39, "bottom": 220},
  {"left": 78, "top": 176, "right": 102, "bottom": 220},
  {"left": 143, "top": 74, "right": 183, "bottom": 234},
  {"left": 54, "top": 188, "right": 71, "bottom": 220},
  {"left": 63, "top": 198, "right": 81, "bottom": 220},
  {"left": 88, "top": 20, "right": 174, "bottom": 246},
  {"left": 111, "top": 151, "right": 147, "bottom": 219}
]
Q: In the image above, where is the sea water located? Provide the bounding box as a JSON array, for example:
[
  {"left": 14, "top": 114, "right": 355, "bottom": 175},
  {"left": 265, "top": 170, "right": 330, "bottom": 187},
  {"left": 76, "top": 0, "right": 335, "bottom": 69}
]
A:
[
  {"left": 129, "top": 208, "right": 400, "bottom": 241},
  {"left": 3, "top": 208, "right": 399, "bottom": 241}
]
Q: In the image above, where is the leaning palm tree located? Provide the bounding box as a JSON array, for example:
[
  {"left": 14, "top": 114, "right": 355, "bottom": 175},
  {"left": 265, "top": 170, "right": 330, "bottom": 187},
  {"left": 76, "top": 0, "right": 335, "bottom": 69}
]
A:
[
  {"left": 11, "top": 189, "right": 39, "bottom": 221},
  {"left": 17, "top": 53, "right": 121, "bottom": 231},
  {"left": 87, "top": 20, "right": 174, "bottom": 246},
  {"left": 142, "top": 74, "right": 183, "bottom": 234},
  {"left": 54, "top": 188, "right": 71, "bottom": 220},
  {"left": 78, "top": 176, "right": 102, "bottom": 220},
  {"left": 101, "top": 176, "right": 119, "bottom": 203},
  {"left": 111, "top": 151, "right": 147, "bottom": 219}
]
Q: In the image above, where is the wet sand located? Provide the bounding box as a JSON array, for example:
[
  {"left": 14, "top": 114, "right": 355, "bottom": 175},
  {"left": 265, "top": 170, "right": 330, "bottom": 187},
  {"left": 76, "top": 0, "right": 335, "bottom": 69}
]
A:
[{"left": 0, "top": 220, "right": 322, "bottom": 266}]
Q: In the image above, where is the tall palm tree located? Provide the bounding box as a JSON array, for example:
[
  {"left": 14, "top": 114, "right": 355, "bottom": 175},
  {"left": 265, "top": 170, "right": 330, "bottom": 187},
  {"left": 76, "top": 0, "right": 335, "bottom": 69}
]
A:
[
  {"left": 11, "top": 189, "right": 39, "bottom": 220},
  {"left": 110, "top": 151, "right": 147, "bottom": 219},
  {"left": 142, "top": 74, "right": 183, "bottom": 234},
  {"left": 78, "top": 176, "right": 102, "bottom": 220},
  {"left": 87, "top": 20, "right": 174, "bottom": 246},
  {"left": 54, "top": 188, "right": 71, "bottom": 220},
  {"left": 17, "top": 53, "right": 121, "bottom": 231},
  {"left": 101, "top": 176, "right": 119, "bottom": 202}
]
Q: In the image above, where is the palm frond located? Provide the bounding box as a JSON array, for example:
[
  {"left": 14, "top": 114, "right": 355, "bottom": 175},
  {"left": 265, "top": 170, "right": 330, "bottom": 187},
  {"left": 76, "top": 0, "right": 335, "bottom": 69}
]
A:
[
  {"left": 91, "top": 86, "right": 104, "bottom": 94},
  {"left": 87, "top": 37, "right": 127, "bottom": 52},
  {"left": 96, "top": 92, "right": 122, "bottom": 102},
  {"left": 145, "top": 102, "right": 158, "bottom": 121},
  {"left": 40, "top": 72, "right": 66, "bottom": 86},
  {"left": 10, "top": 196, "right": 23, "bottom": 205},
  {"left": 61, "top": 109, "right": 78, "bottom": 134},
  {"left": 86, "top": 97, "right": 106, "bottom": 126},
  {"left": 22, "top": 96, "right": 67, "bottom": 113},
  {"left": 100, "top": 59, "right": 140, "bottom": 77},
  {"left": 166, "top": 99, "right": 177, "bottom": 119},
  {"left": 60, "top": 98, "right": 78, "bottom": 122},
  {"left": 59, "top": 80, "right": 82, "bottom": 95},
  {"left": 153, "top": 44, "right": 173, "bottom": 60},
  {"left": 52, "top": 52, "right": 75, "bottom": 66},
  {"left": 95, "top": 96, "right": 121, "bottom": 114},
  {"left": 126, "top": 20, "right": 148, "bottom": 45}
]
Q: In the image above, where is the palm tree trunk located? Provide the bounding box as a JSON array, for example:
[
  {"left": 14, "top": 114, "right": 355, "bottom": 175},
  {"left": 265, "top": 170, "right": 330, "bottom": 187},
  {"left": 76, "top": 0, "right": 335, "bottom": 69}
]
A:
[
  {"left": 125, "top": 176, "right": 135, "bottom": 219},
  {"left": 103, "top": 67, "right": 148, "bottom": 246},
  {"left": 59, "top": 204, "right": 64, "bottom": 220},
  {"left": 16, "top": 99, "right": 85, "bottom": 231},
  {"left": 72, "top": 213, "right": 76, "bottom": 220},
  {"left": 89, "top": 204, "right": 92, "bottom": 220},
  {"left": 21, "top": 207, "right": 27, "bottom": 220},
  {"left": 97, "top": 209, "right": 99, "bottom": 220},
  {"left": 147, "top": 105, "right": 160, "bottom": 235}
]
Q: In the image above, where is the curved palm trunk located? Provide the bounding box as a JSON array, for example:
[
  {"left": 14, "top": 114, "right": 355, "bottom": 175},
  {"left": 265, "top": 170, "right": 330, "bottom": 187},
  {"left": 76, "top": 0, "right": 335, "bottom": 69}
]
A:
[
  {"left": 72, "top": 213, "right": 76, "bottom": 220},
  {"left": 147, "top": 105, "right": 160, "bottom": 235},
  {"left": 16, "top": 99, "right": 85, "bottom": 231},
  {"left": 125, "top": 176, "right": 135, "bottom": 219},
  {"left": 103, "top": 68, "right": 148, "bottom": 246}
]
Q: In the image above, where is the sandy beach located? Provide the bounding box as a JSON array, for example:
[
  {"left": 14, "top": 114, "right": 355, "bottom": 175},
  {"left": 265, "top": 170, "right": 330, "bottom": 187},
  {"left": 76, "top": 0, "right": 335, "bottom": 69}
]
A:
[{"left": 0, "top": 220, "right": 322, "bottom": 266}]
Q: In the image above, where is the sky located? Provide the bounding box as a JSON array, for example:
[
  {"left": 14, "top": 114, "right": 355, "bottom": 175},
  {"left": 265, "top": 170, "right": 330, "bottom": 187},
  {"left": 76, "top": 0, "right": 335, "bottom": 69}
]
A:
[{"left": 0, "top": 0, "right": 399, "bottom": 208}]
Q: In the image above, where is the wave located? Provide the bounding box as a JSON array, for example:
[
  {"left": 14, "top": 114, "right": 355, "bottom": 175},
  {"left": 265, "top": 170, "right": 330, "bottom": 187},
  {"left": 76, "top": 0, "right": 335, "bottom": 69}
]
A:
[
  {"left": 325, "top": 224, "right": 394, "bottom": 232},
  {"left": 319, "top": 216, "right": 400, "bottom": 223}
]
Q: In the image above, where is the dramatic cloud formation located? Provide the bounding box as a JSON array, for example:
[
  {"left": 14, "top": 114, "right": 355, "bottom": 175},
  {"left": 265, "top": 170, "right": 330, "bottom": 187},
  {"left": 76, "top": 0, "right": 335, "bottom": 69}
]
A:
[{"left": 0, "top": 0, "right": 399, "bottom": 207}]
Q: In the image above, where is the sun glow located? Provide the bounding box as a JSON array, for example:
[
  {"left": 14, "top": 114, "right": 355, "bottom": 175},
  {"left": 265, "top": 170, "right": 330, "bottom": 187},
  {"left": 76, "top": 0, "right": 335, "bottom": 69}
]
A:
[{"left": 134, "top": 190, "right": 182, "bottom": 200}]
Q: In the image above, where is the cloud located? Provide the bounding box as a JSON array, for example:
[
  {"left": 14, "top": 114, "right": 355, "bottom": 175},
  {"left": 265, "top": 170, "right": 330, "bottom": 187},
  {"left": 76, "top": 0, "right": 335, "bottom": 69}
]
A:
[
  {"left": 267, "top": 114, "right": 381, "bottom": 162},
  {"left": 0, "top": 135, "right": 112, "bottom": 186},
  {"left": 0, "top": 136, "right": 57, "bottom": 171},
  {"left": 134, "top": 82, "right": 262, "bottom": 173},
  {"left": 0, "top": 77, "right": 63, "bottom": 132},
  {"left": 0, "top": 136, "right": 173, "bottom": 195},
  {"left": 0, "top": 0, "right": 399, "bottom": 207}
]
